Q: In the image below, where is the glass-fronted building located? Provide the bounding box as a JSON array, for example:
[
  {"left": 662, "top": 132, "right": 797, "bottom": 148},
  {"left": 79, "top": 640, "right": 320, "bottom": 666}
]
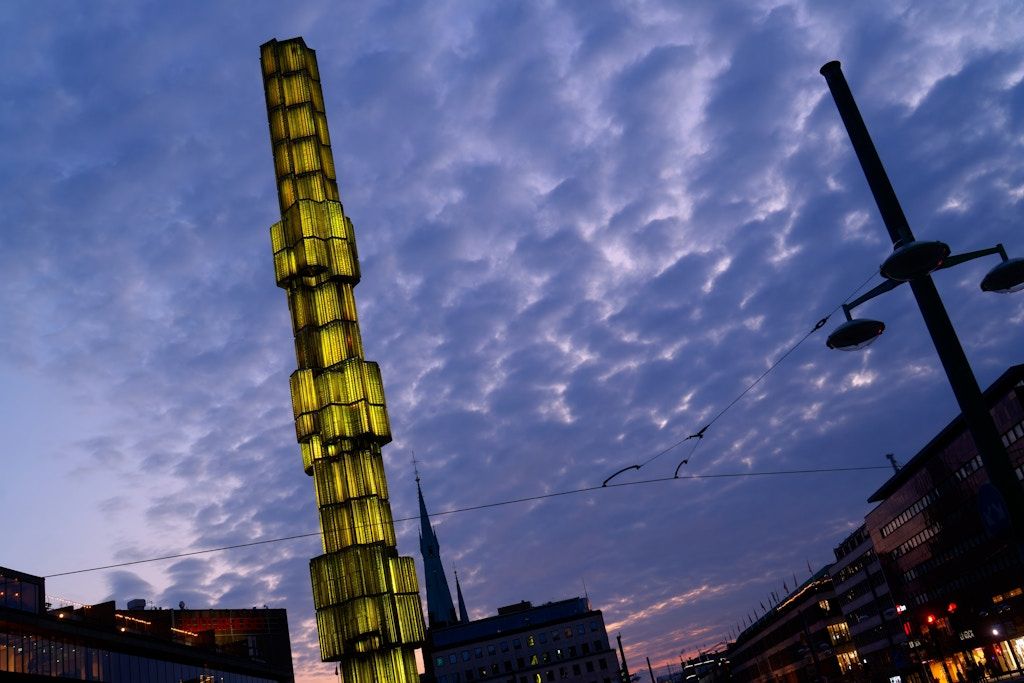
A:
[{"left": 0, "top": 566, "right": 294, "bottom": 682}]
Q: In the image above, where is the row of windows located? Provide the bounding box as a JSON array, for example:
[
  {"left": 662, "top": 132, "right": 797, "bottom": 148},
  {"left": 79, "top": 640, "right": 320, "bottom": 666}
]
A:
[
  {"left": 1001, "top": 419, "right": 1024, "bottom": 449},
  {"left": 0, "top": 630, "right": 276, "bottom": 682},
  {"left": 881, "top": 491, "right": 939, "bottom": 538},
  {"left": 0, "top": 576, "right": 40, "bottom": 613},
  {"left": 833, "top": 551, "right": 871, "bottom": 585},
  {"left": 436, "top": 657, "right": 611, "bottom": 682},
  {"left": 912, "top": 547, "right": 1019, "bottom": 606},
  {"left": 902, "top": 532, "right": 985, "bottom": 583},
  {"left": 880, "top": 456, "right": 982, "bottom": 538},
  {"left": 892, "top": 523, "right": 941, "bottom": 559},
  {"left": 438, "top": 623, "right": 601, "bottom": 666},
  {"left": 438, "top": 641, "right": 607, "bottom": 669},
  {"left": 838, "top": 568, "right": 886, "bottom": 607}
]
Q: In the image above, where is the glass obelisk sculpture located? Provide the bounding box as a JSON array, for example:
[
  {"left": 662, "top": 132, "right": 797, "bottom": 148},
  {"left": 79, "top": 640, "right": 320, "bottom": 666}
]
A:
[{"left": 259, "top": 37, "right": 425, "bottom": 682}]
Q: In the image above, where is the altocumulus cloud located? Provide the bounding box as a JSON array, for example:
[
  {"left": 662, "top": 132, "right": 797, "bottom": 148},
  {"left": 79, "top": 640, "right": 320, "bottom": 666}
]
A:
[{"left": 1, "top": 1, "right": 1023, "bottom": 680}]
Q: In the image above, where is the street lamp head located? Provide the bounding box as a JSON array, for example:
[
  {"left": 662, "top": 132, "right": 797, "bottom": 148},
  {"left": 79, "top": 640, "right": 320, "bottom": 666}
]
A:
[
  {"left": 826, "top": 318, "right": 885, "bottom": 351},
  {"left": 880, "top": 240, "right": 951, "bottom": 281},
  {"left": 980, "top": 257, "right": 1024, "bottom": 293}
]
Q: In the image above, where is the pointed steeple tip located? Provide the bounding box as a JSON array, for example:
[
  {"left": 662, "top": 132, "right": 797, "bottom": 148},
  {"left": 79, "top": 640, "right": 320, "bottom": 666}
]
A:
[{"left": 455, "top": 570, "right": 470, "bottom": 623}]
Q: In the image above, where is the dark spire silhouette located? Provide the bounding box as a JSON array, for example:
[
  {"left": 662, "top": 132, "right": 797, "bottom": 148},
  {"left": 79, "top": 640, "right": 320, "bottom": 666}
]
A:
[
  {"left": 417, "top": 470, "right": 458, "bottom": 628},
  {"left": 455, "top": 570, "right": 470, "bottom": 623}
]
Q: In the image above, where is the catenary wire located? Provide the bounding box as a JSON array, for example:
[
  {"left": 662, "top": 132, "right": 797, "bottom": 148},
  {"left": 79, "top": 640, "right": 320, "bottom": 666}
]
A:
[
  {"left": 614, "top": 269, "right": 881, "bottom": 478},
  {"left": 44, "top": 464, "right": 890, "bottom": 579}
]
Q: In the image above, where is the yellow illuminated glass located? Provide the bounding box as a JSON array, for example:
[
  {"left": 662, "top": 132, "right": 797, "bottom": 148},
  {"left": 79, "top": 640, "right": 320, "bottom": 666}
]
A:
[{"left": 260, "top": 37, "right": 425, "bottom": 681}]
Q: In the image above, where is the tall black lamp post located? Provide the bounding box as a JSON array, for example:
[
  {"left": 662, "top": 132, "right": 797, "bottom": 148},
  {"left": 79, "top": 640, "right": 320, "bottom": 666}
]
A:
[{"left": 818, "top": 61, "right": 1024, "bottom": 548}]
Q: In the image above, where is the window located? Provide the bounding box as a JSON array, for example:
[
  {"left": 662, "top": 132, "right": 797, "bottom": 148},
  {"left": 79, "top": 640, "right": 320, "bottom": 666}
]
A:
[
  {"left": 577, "top": 624, "right": 586, "bottom": 635},
  {"left": 551, "top": 630, "right": 560, "bottom": 642},
  {"left": 827, "top": 622, "right": 851, "bottom": 645},
  {"left": 573, "top": 664, "right": 581, "bottom": 675},
  {"left": 451, "top": 654, "right": 458, "bottom": 664},
  {"left": 539, "top": 633, "right": 547, "bottom": 644},
  {"left": 530, "top": 655, "right": 539, "bottom": 666},
  {"left": 463, "top": 650, "right": 471, "bottom": 662},
  {"left": 587, "top": 662, "right": 595, "bottom": 672},
  {"left": 599, "top": 658, "right": 608, "bottom": 670},
  {"left": 836, "top": 650, "right": 861, "bottom": 673},
  {"left": 502, "top": 641, "right": 509, "bottom": 652},
  {"left": 582, "top": 643, "right": 590, "bottom": 655},
  {"left": 476, "top": 647, "right": 484, "bottom": 659},
  {"left": 517, "top": 657, "right": 525, "bottom": 668},
  {"left": 564, "top": 628, "right": 573, "bottom": 638},
  {"left": 593, "top": 640, "right": 602, "bottom": 652},
  {"left": 590, "top": 620, "right": 598, "bottom": 632},
  {"left": 489, "top": 645, "right": 497, "bottom": 656},
  {"left": 514, "top": 638, "right": 522, "bottom": 650},
  {"left": 437, "top": 657, "right": 447, "bottom": 667},
  {"left": 527, "top": 636, "right": 536, "bottom": 647}
]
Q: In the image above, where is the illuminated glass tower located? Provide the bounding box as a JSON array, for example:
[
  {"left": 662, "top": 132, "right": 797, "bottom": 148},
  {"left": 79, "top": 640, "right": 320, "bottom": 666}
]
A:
[{"left": 259, "top": 37, "right": 425, "bottom": 682}]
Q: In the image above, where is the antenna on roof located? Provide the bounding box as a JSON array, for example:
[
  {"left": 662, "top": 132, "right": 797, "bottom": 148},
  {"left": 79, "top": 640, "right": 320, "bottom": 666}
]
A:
[{"left": 885, "top": 453, "right": 901, "bottom": 473}]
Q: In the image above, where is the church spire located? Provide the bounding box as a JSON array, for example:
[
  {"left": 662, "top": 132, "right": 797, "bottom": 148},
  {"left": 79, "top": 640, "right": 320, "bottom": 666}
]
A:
[
  {"left": 417, "top": 472, "right": 458, "bottom": 628},
  {"left": 455, "top": 570, "right": 470, "bottom": 623}
]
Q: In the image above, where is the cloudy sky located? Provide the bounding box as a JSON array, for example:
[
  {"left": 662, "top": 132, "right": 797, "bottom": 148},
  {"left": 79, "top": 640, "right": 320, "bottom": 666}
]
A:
[{"left": 2, "top": 1, "right": 1024, "bottom": 680}]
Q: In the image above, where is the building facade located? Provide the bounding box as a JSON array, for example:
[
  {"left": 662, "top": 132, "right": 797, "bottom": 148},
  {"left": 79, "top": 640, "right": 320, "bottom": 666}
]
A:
[
  {"left": 864, "top": 365, "right": 1024, "bottom": 683},
  {"left": 425, "top": 598, "right": 621, "bottom": 683},
  {"left": 0, "top": 566, "right": 294, "bottom": 682},
  {"left": 729, "top": 568, "right": 847, "bottom": 683},
  {"left": 829, "top": 524, "right": 908, "bottom": 681},
  {"left": 259, "top": 37, "right": 425, "bottom": 682}
]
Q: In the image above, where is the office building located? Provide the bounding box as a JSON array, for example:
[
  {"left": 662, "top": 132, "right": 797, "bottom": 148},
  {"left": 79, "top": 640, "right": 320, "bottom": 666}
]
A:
[
  {"left": 425, "top": 598, "right": 621, "bottom": 683},
  {"left": 0, "top": 565, "right": 294, "bottom": 681},
  {"left": 829, "top": 524, "right": 907, "bottom": 680},
  {"left": 728, "top": 568, "right": 847, "bottom": 683},
  {"left": 864, "top": 364, "right": 1024, "bottom": 683}
]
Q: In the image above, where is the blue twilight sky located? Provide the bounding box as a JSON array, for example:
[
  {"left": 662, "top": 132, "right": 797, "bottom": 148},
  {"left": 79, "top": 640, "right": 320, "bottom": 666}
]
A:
[{"left": 2, "top": 1, "right": 1024, "bottom": 681}]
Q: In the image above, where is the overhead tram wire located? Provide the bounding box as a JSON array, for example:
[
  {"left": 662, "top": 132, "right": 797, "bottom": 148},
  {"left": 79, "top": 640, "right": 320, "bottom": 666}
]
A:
[
  {"left": 602, "top": 269, "right": 882, "bottom": 486},
  {"left": 45, "top": 464, "right": 891, "bottom": 579}
]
